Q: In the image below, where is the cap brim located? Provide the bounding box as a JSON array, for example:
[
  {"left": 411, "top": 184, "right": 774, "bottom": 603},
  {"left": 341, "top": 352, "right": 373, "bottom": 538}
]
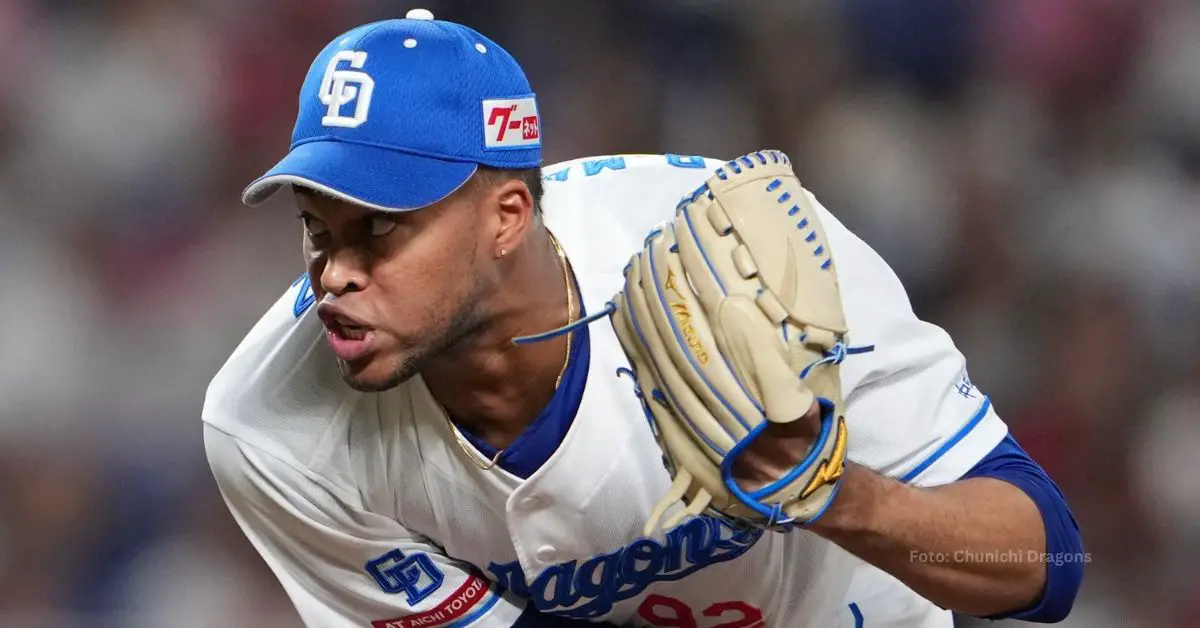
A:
[{"left": 242, "top": 140, "right": 478, "bottom": 211}]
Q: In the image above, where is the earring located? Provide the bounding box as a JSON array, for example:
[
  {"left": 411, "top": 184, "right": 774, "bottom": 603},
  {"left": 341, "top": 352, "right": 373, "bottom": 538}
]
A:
[{"left": 499, "top": 249, "right": 508, "bottom": 257}]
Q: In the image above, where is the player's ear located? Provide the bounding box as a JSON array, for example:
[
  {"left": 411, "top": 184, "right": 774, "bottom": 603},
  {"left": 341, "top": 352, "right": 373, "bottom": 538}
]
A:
[{"left": 490, "top": 174, "right": 535, "bottom": 258}]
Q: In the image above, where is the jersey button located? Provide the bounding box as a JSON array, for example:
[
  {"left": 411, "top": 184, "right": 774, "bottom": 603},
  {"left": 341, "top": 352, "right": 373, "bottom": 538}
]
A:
[
  {"left": 535, "top": 545, "right": 558, "bottom": 563},
  {"left": 520, "top": 495, "right": 543, "bottom": 510}
]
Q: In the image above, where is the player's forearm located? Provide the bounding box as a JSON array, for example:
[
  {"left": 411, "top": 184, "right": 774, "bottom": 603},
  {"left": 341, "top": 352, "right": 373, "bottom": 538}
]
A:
[{"left": 809, "top": 463, "right": 1046, "bottom": 617}]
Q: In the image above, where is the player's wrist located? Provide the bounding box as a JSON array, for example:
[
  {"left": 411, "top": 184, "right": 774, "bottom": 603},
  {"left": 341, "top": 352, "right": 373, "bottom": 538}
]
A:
[{"left": 804, "top": 462, "right": 891, "bottom": 539}]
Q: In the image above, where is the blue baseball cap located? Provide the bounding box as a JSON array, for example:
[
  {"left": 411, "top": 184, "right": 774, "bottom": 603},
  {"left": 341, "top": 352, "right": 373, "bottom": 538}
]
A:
[{"left": 242, "top": 9, "right": 542, "bottom": 211}]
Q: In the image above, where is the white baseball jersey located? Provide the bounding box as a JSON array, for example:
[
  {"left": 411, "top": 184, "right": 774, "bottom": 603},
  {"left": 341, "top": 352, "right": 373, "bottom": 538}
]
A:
[{"left": 204, "top": 154, "right": 1008, "bottom": 628}]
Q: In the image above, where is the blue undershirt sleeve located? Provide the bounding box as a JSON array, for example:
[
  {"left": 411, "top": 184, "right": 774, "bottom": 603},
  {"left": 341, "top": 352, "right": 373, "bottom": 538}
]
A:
[{"left": 960, "top": 434, "right": 1084, "bottom": 623}]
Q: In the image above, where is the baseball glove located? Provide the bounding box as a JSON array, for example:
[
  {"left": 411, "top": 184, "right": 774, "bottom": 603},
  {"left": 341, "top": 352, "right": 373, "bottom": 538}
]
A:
[{"left": 609, "top": 150, "right": 852, "bottom": 535}]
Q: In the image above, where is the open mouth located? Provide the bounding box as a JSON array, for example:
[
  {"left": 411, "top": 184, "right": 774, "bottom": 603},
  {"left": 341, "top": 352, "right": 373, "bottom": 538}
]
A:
[
  {"left": 317, "top": 306, "right": 376, "bottom": 361},
  {"left": 328, "top": 318, "right": 370, "bottom": 340}
]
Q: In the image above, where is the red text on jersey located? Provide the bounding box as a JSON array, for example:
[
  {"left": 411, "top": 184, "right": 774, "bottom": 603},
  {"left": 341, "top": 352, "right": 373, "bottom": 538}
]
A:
[{"left": 372, "top": 573, "right": 491, "bottom": 628}]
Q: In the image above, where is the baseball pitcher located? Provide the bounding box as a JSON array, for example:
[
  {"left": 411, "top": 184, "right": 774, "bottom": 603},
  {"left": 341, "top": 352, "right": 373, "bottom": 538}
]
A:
[{"left": 204, "top": 10, "right": 1084, "bottom": 627}]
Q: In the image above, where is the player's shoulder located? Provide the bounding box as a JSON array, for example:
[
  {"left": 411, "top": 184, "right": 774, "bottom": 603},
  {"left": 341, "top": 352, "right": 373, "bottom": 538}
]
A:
[
  {"left": 202, "top": 275, "right": 376, "bottom": 473},
  {"left": 542, "top": 153, "right": 723, "bottom": 181},
  {"left": 540, "top": 153, "right": 721, "bottom": 206},
  {"left": 203, "top": 274, "right": 320, "bottom": 407},
  {"left": 540, "top": 154, "right": 723, "bottom": 270}
]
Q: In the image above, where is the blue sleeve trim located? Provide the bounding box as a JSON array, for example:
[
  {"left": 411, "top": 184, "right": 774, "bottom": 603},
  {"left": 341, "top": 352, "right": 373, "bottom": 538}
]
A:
[
  {"left": 448, "top": 589, "right": 502, "bottom": 627},
  {"left": 962, "top": 434, "right": 1084, "bottom": 623},
  {"left": 899, "top": 396, "right": 992, "bottom": 483},
  {"left": 848, "top": 602, "right": 864, "bottom": 628}
]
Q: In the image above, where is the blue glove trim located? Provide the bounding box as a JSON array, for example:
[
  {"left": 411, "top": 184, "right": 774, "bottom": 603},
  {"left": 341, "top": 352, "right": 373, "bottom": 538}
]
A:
[{"left": 718, "top": 398, "right": 841, "bottom": 526}]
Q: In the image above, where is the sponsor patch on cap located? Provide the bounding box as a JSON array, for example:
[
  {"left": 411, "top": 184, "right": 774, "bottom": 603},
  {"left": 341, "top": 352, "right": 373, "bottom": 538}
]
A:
[{"left": 482, "top": 97, "right": 540, "bottom": 150}]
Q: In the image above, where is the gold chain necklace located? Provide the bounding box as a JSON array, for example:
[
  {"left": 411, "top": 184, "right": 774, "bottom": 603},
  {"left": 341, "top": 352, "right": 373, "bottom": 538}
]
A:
[{"left": 447, "top": 231, "right": 575, "bottom": 470}]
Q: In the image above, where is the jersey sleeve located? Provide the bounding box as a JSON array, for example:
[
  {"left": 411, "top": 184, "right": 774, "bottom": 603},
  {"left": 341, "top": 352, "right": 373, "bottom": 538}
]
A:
[
  {"left": 810, "top": 192, "right": 1009, "bottom": 487},
  {"left": 204, "top": 424, "right": 526, "bottom": 628}
]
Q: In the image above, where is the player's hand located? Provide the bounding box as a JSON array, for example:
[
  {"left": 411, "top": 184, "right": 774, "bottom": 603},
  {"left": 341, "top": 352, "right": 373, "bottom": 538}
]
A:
[{"left": 730, "top": 400, "right": 823, "bottom": 490}]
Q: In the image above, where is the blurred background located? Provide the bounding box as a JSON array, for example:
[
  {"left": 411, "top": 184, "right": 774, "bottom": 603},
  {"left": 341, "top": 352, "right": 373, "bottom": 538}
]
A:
[{"left": 0, "top": 0, "right": 1196, "bottom": 626}]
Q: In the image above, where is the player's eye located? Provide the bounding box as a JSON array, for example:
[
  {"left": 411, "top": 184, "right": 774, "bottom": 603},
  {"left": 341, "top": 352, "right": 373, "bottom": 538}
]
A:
[
  {"left": 296, "top": 213, "right": 329, "bottom": 238},
  {"left": 369, "top": 215, "right": 399, "bottom": 237}
]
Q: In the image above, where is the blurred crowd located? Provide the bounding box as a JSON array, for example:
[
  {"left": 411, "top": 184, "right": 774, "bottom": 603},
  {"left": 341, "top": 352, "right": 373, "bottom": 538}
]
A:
[{"left": 0, "top": 1, "right": 1196, "bottom": 626}]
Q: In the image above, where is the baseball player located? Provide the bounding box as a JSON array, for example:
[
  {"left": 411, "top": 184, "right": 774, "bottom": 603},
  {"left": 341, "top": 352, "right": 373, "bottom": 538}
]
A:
[{"left": 204, "top": 11, "right": 1084, "bottom": 628}]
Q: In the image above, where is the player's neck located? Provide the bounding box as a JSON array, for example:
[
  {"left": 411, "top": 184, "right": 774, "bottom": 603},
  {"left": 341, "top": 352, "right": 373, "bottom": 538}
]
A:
[{"left": 421, "top": 227, "right": 576, "bottom": 449}]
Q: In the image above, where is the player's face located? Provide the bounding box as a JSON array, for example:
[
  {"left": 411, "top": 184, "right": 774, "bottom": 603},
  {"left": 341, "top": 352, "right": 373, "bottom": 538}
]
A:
[{"left": 296, "top": 188, "right": 489, "bottom": 392}]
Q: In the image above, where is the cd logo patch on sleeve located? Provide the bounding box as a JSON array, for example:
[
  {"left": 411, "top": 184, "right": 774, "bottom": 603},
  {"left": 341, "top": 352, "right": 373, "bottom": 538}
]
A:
[{"left": 365, "top": 549, "right": 445, "bottom": 605}]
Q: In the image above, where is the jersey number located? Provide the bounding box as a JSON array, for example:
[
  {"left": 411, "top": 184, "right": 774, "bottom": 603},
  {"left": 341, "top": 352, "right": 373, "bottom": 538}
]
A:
[{"left": 637, "top": 595, "right": 763, "bottom": 628}]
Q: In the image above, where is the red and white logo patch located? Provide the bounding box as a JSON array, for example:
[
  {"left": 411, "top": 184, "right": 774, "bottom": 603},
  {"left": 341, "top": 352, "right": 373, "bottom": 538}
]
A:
[
  {"left": 371, "top": 574, "right": 491, "bottom": 628},
  {"left": 482, "top": 97, "right": 540, "bottom": 149}
]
